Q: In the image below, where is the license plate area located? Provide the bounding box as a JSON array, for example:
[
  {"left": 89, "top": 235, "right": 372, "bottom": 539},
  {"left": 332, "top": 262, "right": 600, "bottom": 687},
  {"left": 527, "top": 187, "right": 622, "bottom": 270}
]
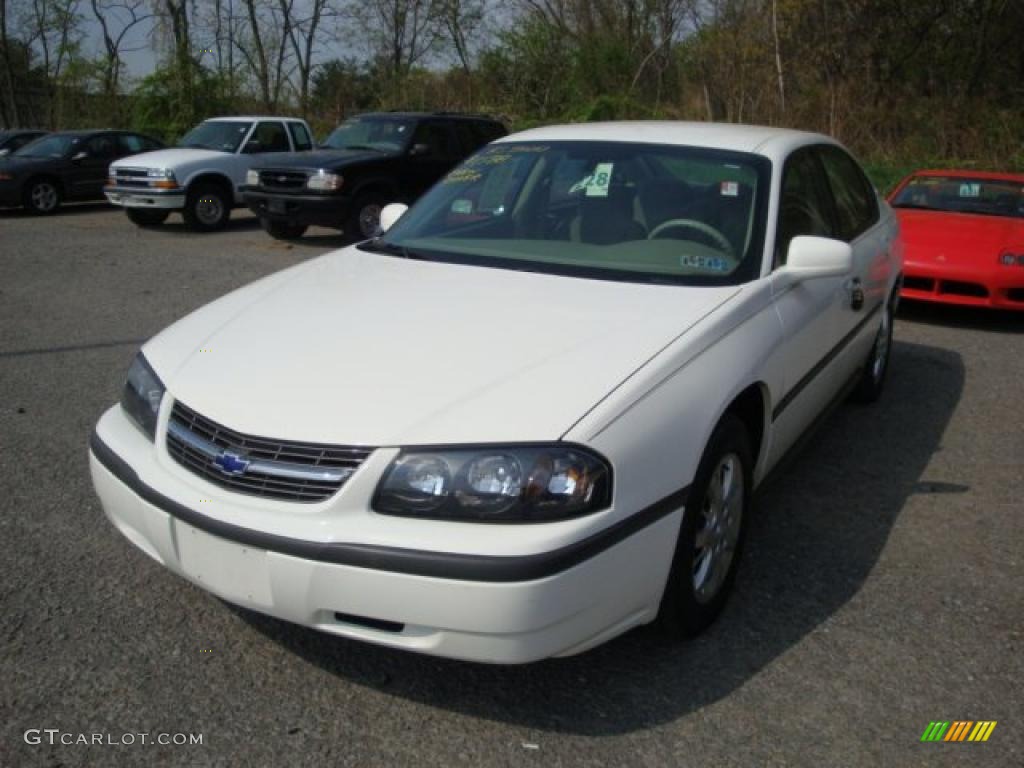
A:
[
  {"left": 268, "top": 198, "right": 286, "bottom": 214},
  {"left": 176, "top": 523, "right": 273, "bottom": 606}
]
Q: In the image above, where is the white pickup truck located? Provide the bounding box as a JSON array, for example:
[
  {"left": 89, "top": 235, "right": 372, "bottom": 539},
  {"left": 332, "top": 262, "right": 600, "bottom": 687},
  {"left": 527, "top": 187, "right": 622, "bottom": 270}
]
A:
[{"left": 105, "top": 116, "right": 314, "bottom": 231}]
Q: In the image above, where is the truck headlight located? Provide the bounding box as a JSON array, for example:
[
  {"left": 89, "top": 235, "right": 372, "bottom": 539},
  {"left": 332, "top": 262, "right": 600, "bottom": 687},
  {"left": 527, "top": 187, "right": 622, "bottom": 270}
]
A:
[
  {"left": 121, "top": 353, "right": 165, "bottom": 440},
  {"left": 307, "top": 171, "right": 343, "bottom": 192},
  {"left": 373, "top": 445, "right": 611, "bottom": 522},
  {"left": 246, "top": 169, "right": 260, "bottom": 186}
]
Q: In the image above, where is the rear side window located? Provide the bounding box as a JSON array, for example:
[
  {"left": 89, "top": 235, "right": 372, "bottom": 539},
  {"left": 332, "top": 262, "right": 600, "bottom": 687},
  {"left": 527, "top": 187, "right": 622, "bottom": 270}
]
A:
[
  {"left": 118, "top": 134, "right": 145, "bottom": 154},
  {"left": 472, "top": 122, "right": 505, "bottom": 146},
  {"left": 817, "top": 146, "right": 878, "bottom": 241},
  {"left": 288, "top": 122, "right": 312, "bottom": 151},
  {"left": 775, "top": 148, "right": 836, "bottom": 267},
  {"left": 246, "top": 122, "right": 290, "bottom": 153},
  {"left": 410, "top": 121, "right": 459, "bottom": 161},
  {"left": 86, "top": 135, "right": 117, "bottom": 158}
]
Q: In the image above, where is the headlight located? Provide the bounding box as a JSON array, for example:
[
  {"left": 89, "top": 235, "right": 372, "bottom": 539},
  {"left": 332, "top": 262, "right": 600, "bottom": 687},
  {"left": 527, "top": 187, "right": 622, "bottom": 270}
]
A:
[
  {"left": 373, "top": 445, "right": 612, "bottom": 522},
  {"left": 306, "top": 171, "right": 342, "bottom": 192},
  {"left": 121, "top": 353, "right": 165, "bottom": 440},
  {"left": 146, "top": 168, "right": 174, "bottom": 179},
  {"left": 245, "top": 169, "right": 259, "bottom": 186}
]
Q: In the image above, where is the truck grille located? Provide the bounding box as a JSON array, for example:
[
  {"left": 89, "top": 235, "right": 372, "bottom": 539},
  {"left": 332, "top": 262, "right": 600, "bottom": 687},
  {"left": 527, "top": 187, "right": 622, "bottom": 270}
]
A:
[
  {"left": 258, "top": 169, "right": 309, "bottom": 189},
  {"left": 166, "top": 400, "right": 373, "bottom": 503},
  {"left": 113, "top": 168, "right": 152, "bottom": 188}
]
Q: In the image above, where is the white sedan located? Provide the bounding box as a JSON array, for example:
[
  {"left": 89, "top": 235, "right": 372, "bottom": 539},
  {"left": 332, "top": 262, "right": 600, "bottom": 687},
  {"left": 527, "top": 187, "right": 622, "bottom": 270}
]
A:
[{"left": 89, "top": 122, "right": 902, "bottom": 664}]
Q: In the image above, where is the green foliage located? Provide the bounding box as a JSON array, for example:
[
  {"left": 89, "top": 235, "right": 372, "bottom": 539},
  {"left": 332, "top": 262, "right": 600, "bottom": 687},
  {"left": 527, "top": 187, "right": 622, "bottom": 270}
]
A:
[{"left": 131, "top": 64, "right": 236, "bottom": 143}]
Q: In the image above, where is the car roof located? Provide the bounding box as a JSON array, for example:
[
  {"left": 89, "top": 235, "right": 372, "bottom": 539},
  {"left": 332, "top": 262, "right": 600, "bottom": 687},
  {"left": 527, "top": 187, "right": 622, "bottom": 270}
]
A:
[
  {"left": 496, "top": 121, "right": 836, "bottom": 158},
  {"left": 355, "top": 111, "right": 502, "bottom": 123},
  {"left": 904, "top": 168, "right": 1024, "bottom": 184},
  {"left": 205, "top": 116, "right": 306, "bottom": 123}
]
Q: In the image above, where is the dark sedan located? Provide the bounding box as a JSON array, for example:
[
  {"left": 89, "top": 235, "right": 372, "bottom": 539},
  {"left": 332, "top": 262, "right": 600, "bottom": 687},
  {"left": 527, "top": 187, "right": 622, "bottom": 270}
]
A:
[
  {"left": 0, "top": 130, "right": 164, "bottom": 214},
  {"left": 0, "top": 129, "right": 48, "bottom": 157}
]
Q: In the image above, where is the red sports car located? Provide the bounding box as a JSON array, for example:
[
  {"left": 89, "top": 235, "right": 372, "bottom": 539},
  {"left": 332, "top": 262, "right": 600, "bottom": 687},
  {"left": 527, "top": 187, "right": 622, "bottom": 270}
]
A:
[{"left": 888, "top": 169, "right": 1024, "bottom": 309}]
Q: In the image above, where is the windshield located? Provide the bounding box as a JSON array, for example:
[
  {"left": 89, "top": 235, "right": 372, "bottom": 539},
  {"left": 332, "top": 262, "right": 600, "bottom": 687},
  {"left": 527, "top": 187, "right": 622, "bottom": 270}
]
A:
[
  {"left": 892, "top": 176, "right": 1024, "bottom": 218},
  {"left": 14, "top": 134, "right": 79, "bottom": 158},
  {"left": 367, "top": 141, "right": 770, "bottom": 284},
  {"left": 179, "top": 121, "right": 252, "bottom": 152},
  {"left": 322, "top": 118, "right": 414, "bottom": 153}
]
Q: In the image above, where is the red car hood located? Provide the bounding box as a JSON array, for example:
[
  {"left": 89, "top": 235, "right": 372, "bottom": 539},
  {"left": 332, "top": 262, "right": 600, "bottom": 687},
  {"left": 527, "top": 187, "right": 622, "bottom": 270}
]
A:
[{"left": 895, "top": 209, "right": 1024, "bottom": 267}]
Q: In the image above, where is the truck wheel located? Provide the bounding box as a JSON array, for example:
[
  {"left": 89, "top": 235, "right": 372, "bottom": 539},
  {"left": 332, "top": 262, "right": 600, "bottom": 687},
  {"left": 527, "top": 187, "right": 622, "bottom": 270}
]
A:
[
  {"left": 260, "top": 218, "right": 308, "bottom": 241},
  {"left": 183, "top": 183, "right": 230, "bottom": 232},
  {"left": 345, "top": 192, "right": 386, "bottom": 241},
  {"left": 126, "top": 209, "right": 169, "bottom": 227},
  {"left": 657, "top": 414, "right": 752, "bottom": 639},
  {"left": 23, "top": 177, "right": 61, "bottom": 214}
]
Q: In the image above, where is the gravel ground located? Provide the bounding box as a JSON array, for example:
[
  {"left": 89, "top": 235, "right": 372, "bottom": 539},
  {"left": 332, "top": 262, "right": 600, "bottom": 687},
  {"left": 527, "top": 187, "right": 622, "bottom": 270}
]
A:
[{"left": 1, "top": 203, "right": 1021, "bottom": 768}]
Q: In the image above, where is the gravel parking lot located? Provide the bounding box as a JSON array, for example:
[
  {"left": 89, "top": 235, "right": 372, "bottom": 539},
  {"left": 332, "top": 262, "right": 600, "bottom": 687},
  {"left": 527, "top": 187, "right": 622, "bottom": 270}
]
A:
[{"left": 1, "top": 203, "right": 1021, "bottom": 767}]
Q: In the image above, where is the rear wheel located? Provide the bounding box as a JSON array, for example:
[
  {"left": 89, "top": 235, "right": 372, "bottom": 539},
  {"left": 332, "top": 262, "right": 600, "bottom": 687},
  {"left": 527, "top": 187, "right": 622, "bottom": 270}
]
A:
[
  {"left": 850, "top": 293, "right": 895, "bottom": 403},
  {"left": 23, "top": 178, "right": 61, "bottom": 214},
  {"left": 260, "top": 218, "right": 307, "bottom": 240},
  {"left": 345, "top": 192, "right": 385, "bottom": 241},
  {"left": 657, "top": 414, "right": 752, "bottom": 639},
  {"left": 126, "top": 209, "right": 169, "bottom": 227},
  {"left": 183, "top": 183, "right": 230, "bottom": 232}
]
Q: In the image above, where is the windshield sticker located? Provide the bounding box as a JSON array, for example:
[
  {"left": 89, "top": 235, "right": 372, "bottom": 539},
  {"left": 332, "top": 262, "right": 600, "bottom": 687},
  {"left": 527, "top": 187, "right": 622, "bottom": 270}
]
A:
[
  {"left": 569, "top": 164, "right": 615, "bottom": 197},
  {"left": 721, "top": 181, "right": 739, "bottom": 197},
  {"left": 680, "top": 254, "right": 730, "bottom": 272},
  {"left": 959, "top": 182, "right": 981, "bottom": 197},
  {"left": 451, "top": 199, "right": 473, "bottom": 214},
  {"left": 442, "top": 167, "right": 482, "bottom": 185}
]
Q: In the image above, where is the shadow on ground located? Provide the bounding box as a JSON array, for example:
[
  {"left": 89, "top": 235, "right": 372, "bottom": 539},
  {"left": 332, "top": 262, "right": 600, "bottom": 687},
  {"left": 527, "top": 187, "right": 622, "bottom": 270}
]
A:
[
  {"left": 0, "top": 201, "right": 114, "bottom": 218},
  {"left": 237, "top": 338, "right": 963, "bottom": 736},
  {"left": 898, "top": 298, "right": 1024, "bottom": 333}
]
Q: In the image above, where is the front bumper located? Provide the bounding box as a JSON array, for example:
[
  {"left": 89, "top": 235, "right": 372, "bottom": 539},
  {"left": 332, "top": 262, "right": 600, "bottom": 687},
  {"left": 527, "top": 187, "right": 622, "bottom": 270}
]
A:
[
  {"left": 105, "top": 186, "right": 185, "bottom": 210},
  {"left": 242, "top": 187, "right": 350, "bottom": 228},
  {"left": 88, "top": 404, "right": 682, "bottom": 663},
  {"left": 900, "top": 263, "right": 1024, "bottom": 310}
]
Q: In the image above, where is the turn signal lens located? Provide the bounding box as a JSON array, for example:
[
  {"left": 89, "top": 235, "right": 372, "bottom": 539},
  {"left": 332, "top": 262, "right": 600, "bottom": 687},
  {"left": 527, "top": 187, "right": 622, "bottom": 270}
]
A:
[{"left": 152, "top": 179, "right": 179, "bottom": 189}]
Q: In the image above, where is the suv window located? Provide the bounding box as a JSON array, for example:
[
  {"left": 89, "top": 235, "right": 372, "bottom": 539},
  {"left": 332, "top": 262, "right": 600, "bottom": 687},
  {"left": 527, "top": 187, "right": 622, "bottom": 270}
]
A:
[
  {"left": 86, "top": 135, "right": 116, "bottom": 158},
  {"left": 776, "top": 148, "right": 836, "bottom": 267},
  {"left": 410, "top": 121, "right": 458, "bottom": 161},
  {"left": 472, "top": 122, "right": 506, "bottom": 146},
  {"left": 245, "top": 121, "right": 290, "bottom": 153},
  {"left": 817, "top": 145, "right": 878, "bottom": 241},
  {"left": 288, "top": 122, "right": 312, "bottom": 151}
]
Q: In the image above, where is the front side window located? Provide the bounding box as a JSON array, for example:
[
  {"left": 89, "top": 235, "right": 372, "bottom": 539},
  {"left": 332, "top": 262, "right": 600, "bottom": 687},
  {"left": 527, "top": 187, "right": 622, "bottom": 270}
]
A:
[
  {"left": 321, "top": 117, "right": 415, "bottom": 153},
  {"left": 818, "top": 145, "right": 878, "bottom": 239},
  {"left": 86, "top": 135, "right": 116, "bottom": 158},
  {"left": 891, "top": 175, "right": 1024, "bottom": 219},
  {"left": 775, "top": 149, "right": 836, "bottom": 267},
  {"left": 288, "top": 122, "right": 312, "bottom": 151},
  {"left": 179, "top": 121, "right": 253, "bottom": 153},
  {"left": 367, "top": 141, "right": 770, "bottom": 285},
  {"left": 409, "top": 122, "right": 458, "bottom": 160}
]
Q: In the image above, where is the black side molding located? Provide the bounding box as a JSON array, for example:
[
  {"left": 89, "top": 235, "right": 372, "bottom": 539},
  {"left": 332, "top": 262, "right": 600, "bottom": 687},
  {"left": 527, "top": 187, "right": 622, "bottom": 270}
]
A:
[
  {"left": 772, "top": 302, "right": 882, "bottom": 421},
  {"left": 89, "top": 431, "right": 688, "bottom": 583}
]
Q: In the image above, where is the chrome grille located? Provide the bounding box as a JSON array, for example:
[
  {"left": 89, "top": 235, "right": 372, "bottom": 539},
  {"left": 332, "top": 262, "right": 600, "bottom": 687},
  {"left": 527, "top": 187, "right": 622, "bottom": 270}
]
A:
[
  {"left": 114, "top": 168, "right": 153, "bottom": 188},
  {"left": 258, "top": 169, "right": 309, "bottom": 189},
  {"left": 166, "top": 400, "right": 373, "bottom": 503}
]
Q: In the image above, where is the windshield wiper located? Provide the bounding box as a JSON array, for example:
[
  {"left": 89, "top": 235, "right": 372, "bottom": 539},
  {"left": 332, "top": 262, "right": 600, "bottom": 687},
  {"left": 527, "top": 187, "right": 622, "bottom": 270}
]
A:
[
  {"left": 360, "top": 238, "right": 431, "bottom": 260},
  {"left": 339, "top": 144, "right": 384, "bottom": 152}
]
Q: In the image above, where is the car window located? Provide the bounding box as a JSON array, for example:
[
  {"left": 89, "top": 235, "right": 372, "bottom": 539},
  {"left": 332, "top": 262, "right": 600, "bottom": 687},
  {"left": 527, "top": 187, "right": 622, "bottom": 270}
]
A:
[
  {"left": 11, "top": 133, "right": 40, "bottom": 151},
  {"left": 410, "top": 122, "right": 458, "bottom": 161},
  {"left": 891, "top": 175, "right": 1024, "bottom": 219},
  {"left": 180, "top": 121, "right": 252, "bottom": 152},
  {"left": 775, "top": 148, "right": 836, "bottom": 267},
  {"left": 287, "top": 122, "right": 312, "bottom": 151},
  {"left": 118, "top": 134, "right": 146, "bottom": 154},
  {"left": 473, "top": 122, "right": 506, "bottom": 145},
  {"left": 453, "top": 122, "right": 479, "bottom": 154},
  {"left": 817, "top": 145, "right": 878, "bottom": 241},
  {"left": 245, "top": 121, "right": 290, "bottom": 153},
  {"left": 321, "top": 117, "right": 414, "bottom": 152},
  {"left": 86, "top": 135, "right": 116, "bottom": 158}
]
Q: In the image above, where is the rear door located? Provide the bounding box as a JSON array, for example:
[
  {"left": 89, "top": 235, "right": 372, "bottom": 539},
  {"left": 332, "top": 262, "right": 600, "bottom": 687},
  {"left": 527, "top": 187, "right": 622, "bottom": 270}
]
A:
[{"left": 402, "top": 120, "right": 461, "bottom": 197}]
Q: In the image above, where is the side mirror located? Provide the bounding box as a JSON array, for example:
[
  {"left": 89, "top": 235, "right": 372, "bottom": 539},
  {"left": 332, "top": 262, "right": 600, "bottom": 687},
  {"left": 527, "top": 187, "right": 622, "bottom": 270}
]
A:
[
  {"left": 379, "top": 203, "right": 408, "bottom": 233},
  {"left": 72, "top": 150, "right": 89, "bottom": 162},
  {"left": 409, "top": 143, "right": 431, "bottom": 157},
  {"left": 782, "top": 236, "right": 852, "bottom": 280}
]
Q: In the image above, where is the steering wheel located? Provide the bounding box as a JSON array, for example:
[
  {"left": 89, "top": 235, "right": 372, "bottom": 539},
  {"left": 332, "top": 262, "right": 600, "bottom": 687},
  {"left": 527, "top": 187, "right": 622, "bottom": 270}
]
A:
[{"left": 648, "top": 218, "right": 734, "bottom": 257}]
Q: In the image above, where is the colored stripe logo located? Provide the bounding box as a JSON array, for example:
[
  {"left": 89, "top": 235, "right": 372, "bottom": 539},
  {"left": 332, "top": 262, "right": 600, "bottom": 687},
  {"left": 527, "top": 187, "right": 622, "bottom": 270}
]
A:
[{"left": 921, "top": 721, "right": 997, "bottom": 742}]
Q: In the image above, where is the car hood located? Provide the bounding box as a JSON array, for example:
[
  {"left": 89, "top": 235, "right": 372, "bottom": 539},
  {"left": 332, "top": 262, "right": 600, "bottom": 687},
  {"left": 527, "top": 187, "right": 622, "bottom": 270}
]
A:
[
  {"left": 252, "top": 148, "right": 396, "bottom": 171},
  {"left": 111, "top": 147, "right": 227, "bottom": 169},
  {"left": 895, "top": 209, "right": 1024, "bottom": 265},
  {"left": 145, "top": 248, "right": 740, "bottom": 447}
]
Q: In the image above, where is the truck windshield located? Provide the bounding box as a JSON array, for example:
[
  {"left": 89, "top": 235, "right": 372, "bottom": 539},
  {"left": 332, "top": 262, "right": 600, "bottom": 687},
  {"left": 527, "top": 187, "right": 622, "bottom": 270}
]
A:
[
  {"left": 322, "top": 118, "right": 414, "bottom": 153},
  {"left": 179, "top": 121, "right": 253, "bottom": 153},
  {"left": 365, "top": 141, "right": 770, "bottom": 286}
]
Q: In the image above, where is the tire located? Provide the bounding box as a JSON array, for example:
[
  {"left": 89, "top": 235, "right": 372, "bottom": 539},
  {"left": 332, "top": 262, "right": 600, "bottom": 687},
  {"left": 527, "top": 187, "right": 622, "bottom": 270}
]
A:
[
  {"left": 182, "top": 182, "right": 231, "bottom": 232},
  {"left": 657, "top": 414, "right": 752, "bottom": 639},
  {"left": 126, "top": 209, "right": 169, "bottom": 227},
  {"left": 260, "top": 218, "right": 307, "bottom": 240},
  {"left": 345, "top": 191, "right": 386, "bottom": 241},
  {"left": 23, "top": 177, "right": 61, "bottom": 214},
  {"left": 850, "top": 292, "right": 895, "bottom": 403}
]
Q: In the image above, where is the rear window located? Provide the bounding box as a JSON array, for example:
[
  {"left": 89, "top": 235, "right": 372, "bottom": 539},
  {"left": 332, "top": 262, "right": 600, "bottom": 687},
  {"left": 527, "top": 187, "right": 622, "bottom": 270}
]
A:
[{"left": 892, "top": 176, "right": 1024, "bottom": 219}]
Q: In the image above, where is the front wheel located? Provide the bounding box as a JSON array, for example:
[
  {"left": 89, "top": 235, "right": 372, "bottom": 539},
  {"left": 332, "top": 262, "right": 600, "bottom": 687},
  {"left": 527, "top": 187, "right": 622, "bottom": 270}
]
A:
[
  {"left": 657, "top": 414, "right": 752, "bottom": 639},
  {"left": 126, "top": 209, "right": 169, "bottom": 227},
  {"left": 850, "top": 294, "right": 894, "bottom": 403},
  {"left": 260, "top": 218, "right": 308, "bottom": 240},
  {"left": 345, "top": 193, "right": 385, "bottom": 242},
  {"left": 23, "top": 178, "right": 61, "bottom": 214},
  {"left": 182, "top": 183, "right": 231, "bottom": 232}
]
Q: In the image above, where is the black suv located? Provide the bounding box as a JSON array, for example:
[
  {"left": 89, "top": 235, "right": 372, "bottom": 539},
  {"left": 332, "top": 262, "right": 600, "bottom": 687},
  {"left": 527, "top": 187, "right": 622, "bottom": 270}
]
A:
[{"left": 241, "top": 112, "right": 506, "bottom": 240}]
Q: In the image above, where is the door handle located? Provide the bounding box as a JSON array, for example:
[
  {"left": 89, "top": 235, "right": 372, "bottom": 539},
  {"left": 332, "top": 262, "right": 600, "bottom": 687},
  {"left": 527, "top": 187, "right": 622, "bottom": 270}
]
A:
[{"left": 845, "top": 277, "right": 865, "bottom": 310}]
